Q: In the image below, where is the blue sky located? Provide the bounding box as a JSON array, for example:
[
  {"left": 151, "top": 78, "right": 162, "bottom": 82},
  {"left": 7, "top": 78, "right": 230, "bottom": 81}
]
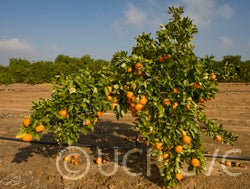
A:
[{"left": 0, "top": 0, "right": 250, "bottom": 66}]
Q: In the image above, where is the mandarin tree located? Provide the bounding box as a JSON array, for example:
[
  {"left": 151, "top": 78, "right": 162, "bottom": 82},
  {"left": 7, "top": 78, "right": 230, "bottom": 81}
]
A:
[{"left": 16, "top": 6, "right": 237, "bottom": 188}]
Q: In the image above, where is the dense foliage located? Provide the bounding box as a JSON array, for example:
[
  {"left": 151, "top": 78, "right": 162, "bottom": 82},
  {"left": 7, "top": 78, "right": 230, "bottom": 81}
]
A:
[{"left": 15, "top": 7, "right": 239, "bottom": 188}]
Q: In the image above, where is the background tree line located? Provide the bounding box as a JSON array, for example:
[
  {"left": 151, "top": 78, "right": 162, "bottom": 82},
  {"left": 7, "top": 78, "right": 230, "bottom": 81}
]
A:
[
  {"left": 0, "top": 54, "right": 109, "bottom": 86},
  {"left": 0, "top": 54, "right": 249, "bottom": 87}
]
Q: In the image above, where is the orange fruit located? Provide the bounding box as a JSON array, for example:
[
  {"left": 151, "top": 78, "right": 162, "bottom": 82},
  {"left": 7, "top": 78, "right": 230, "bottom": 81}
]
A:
[
  {"left": 173, "top": 88, "right": 179, "bottom": 94},
  {"left": 59, "top": 109, "right": 67, "bottom": 117},
  {"left": 183, "top": 135, "right": 191, "bottom": 145},
  {"left": 215, "top": 135, "right": 222, "bottom": 142},
  {"left": 191, "top": 158, "right": 200, "bottom": 167},
  {"left": 51, "top": 153, "right": 57, "bottom": 159},
  {"left": 135, "top": 103, "right": 143, "bottom": 111},
  {"left": 129, "top": 102, "right": 136, "bottom": 109},
  {"left": 106, "top": 95, "right": 113, "bottom": 101},
  {"left": 199, "top": 98, "right": 205, "bottom": 103},
  {"left": 158, "top": 56, "right": 165, "bottom": 63},
  {"left": 96, "top": 111, "right": 104, "bottom": 117},
  {"left": 186, "top": 104, "right": 191, "bottom": 110},
  {"left": 163, "top": 54, "right": 171, "bottom": 61},
  {"left": 137, "top": 71, "right": 143, "bottom": 75},
  {"left": 135, "top": 62, "right": 142, "bottom": 70},
  {"left": 95, "top": 157, "right": 102, "bottom": 164},
  {"left": 163, "top": 98, "right": 171, "bottom": 106},
  {"left": 154, "top": 142, "right": 163, "bottom": 150},
  {"left": 193, "top": 83, "right": 201, "bottom": 89},
  {"left": 225, "top": 160, "right": 231, "bottom": 166},
  {"left": 139, "top": 96, "right": 147, "bottom": 105},
  {"left": 175, "top": 173, "right": 183, "bottom": 181},
  {"left": 71, "top": 159, "right": 77, "bottom": 164},
  {"left": 172, "top": 102, "right": 178, "bottom": 109},
  {"left": 85, "top": 119, "right": 91, "bottom": 126},
  {"left": 64, "top": 155, "right": 71, "bottom": 162},
  {"left": 126, "top": 91, "right": 134, "bottom": 99},
  {"left": 73, "top": 154, "right": 79, "bottom": 159},
  {"left": 23, "top": 117, "right": 31, "bottom": 127},
  {"left": 35, "top": 124, "right": 45, "bottom": 133},
  {"left": 22, "top": 133, "right": 32, "bottom": 142},
  {"left": 175, "top": 145, "right": 183, "bottom": 153},
  {"left": 211, "top": 73, "right": 216, "bottom": 80},
  {"left": 163, "top": 152, "right": 169, "bottom": 159},
  {"left": 127, "top": 67, "right": 132, "bottom": 73}
]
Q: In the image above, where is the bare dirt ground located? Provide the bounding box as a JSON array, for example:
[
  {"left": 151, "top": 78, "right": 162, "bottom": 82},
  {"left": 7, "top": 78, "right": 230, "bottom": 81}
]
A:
[{"left": 0, "top": 83, "right": 249, "bottom": 189}]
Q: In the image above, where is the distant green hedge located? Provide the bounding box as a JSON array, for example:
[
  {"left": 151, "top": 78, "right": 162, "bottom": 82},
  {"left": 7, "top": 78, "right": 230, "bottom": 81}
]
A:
[{"left": 0, "top": 54, "right": 249, "bottom": 86}]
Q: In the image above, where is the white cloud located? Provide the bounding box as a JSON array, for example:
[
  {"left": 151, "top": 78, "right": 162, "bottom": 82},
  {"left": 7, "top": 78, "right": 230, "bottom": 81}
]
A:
[
  {"left": 218, "top": 36, "right": 233, "bottom": 49},
  {"left": 0, "top": 38, "right": 34, "bottom": 52},
  {"left": 181, "top": 0, "right": 235, "bottom": 28},
  {"left": 123, "top": 3, "right": 146, "bottom": 26},
  {"left": 112, "top": 2, "right": 166, "bottom": 34},
  {"left": 217, "top": 3, "right": 234, "bottom": 19}
]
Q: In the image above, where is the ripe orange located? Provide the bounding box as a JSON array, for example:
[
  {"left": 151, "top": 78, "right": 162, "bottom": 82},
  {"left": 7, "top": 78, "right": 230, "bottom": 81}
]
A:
[
  {"left": 137, "top": 71, "right": 143, "bottom": 75},
  {"left": 106, "top": 95, "right": 113, "bottom": 101},
  {"left": 175, "top": 145, "right": 183, "bottom": 153},
  {"left": 163, "top": 152, "right": 169, "bottom": 159},
  {"left": 199, "top": 98, "right": 205, "bottom": 103},
  {"left": 51, "top": 153, "right": 57, "bottom": 159},
  {"left": 225, "top": 160, "right": 231, "bottom": 166},
  {"left": 23, "top": 117, "right": 31, "bottom": 127},
  {"left": 193, "top": 83, "right": 201, "bottom": 89},
  {"left": 127, "top": 67, "right": 132, "bottom": 73},
  {"left": 154, "top": 142, "right": 163, "bottom": 150},
  {"left": 186, "top": 104, "right": 191, "bottom": 110},
  {"left": 95, "top": 157, "right": 102, "bottom": 164},
  {"left": 139, "top": 96, "right": 147, "bottom": 105},
  {"left": 173, "top": 88, "right": 179, "bottom": 94},
  {"left": 163, "top": 98, "right": 171, "bottom": 106},
  {"left": 73, "top": 154, "right": 79, "bottom": 159},
  {"left": 135, "top": 62, "right": 142, "bottom": 70},
  {"left": 135, "top": 103, "right": 143, "bottom": 111},
  {"left": 129, "top": 102, "right": 136, "bottom": 109},
  {"left": 85, "top": 119, "right": 91, "bottom": 126},
  {"left": 163, "top": 54, "right": 171, "bottom": 61},
  {"left": 22, "top": 133, "right": 32, "bottom": 142},
  {"left": 211, "top": 73, "right": 216, "bottom": 80},
  {"left": 96, "top": 111, "right": 104, "bottom": 117},
  {"left": 35, "top": 124, "right": 45, "bottom": 133},
  {"left": 191, "top": 158, "right": 200, "bottom": 167},
  {"left": 126, "top": 91, "right": 134, "bottom": 99},
  {"left": 64, "top": 155, "right": 71, "bottom": 162},
  {"left": 172, "top": 102, "right": 178, "bottom": 109},
  {"left": 215, "top": 135, "right": 222, "bottom": 142},
  {"left": 175, "top": 173, "right": 183, "bottom": 181},
  {"left": 182, "top": 135, "right": 191, "bottom": 145},
  {"left": 158, "top": 56, "right": 165, "bottom": 63},
  {"left": 59, "top": 109, "right": 67, "bottom": 118}
]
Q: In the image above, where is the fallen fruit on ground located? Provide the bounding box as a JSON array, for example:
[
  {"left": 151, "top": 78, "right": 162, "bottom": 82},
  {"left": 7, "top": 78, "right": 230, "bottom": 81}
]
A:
[{"left": 95, "top": 157, "right": 102, "bottom": 164}]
